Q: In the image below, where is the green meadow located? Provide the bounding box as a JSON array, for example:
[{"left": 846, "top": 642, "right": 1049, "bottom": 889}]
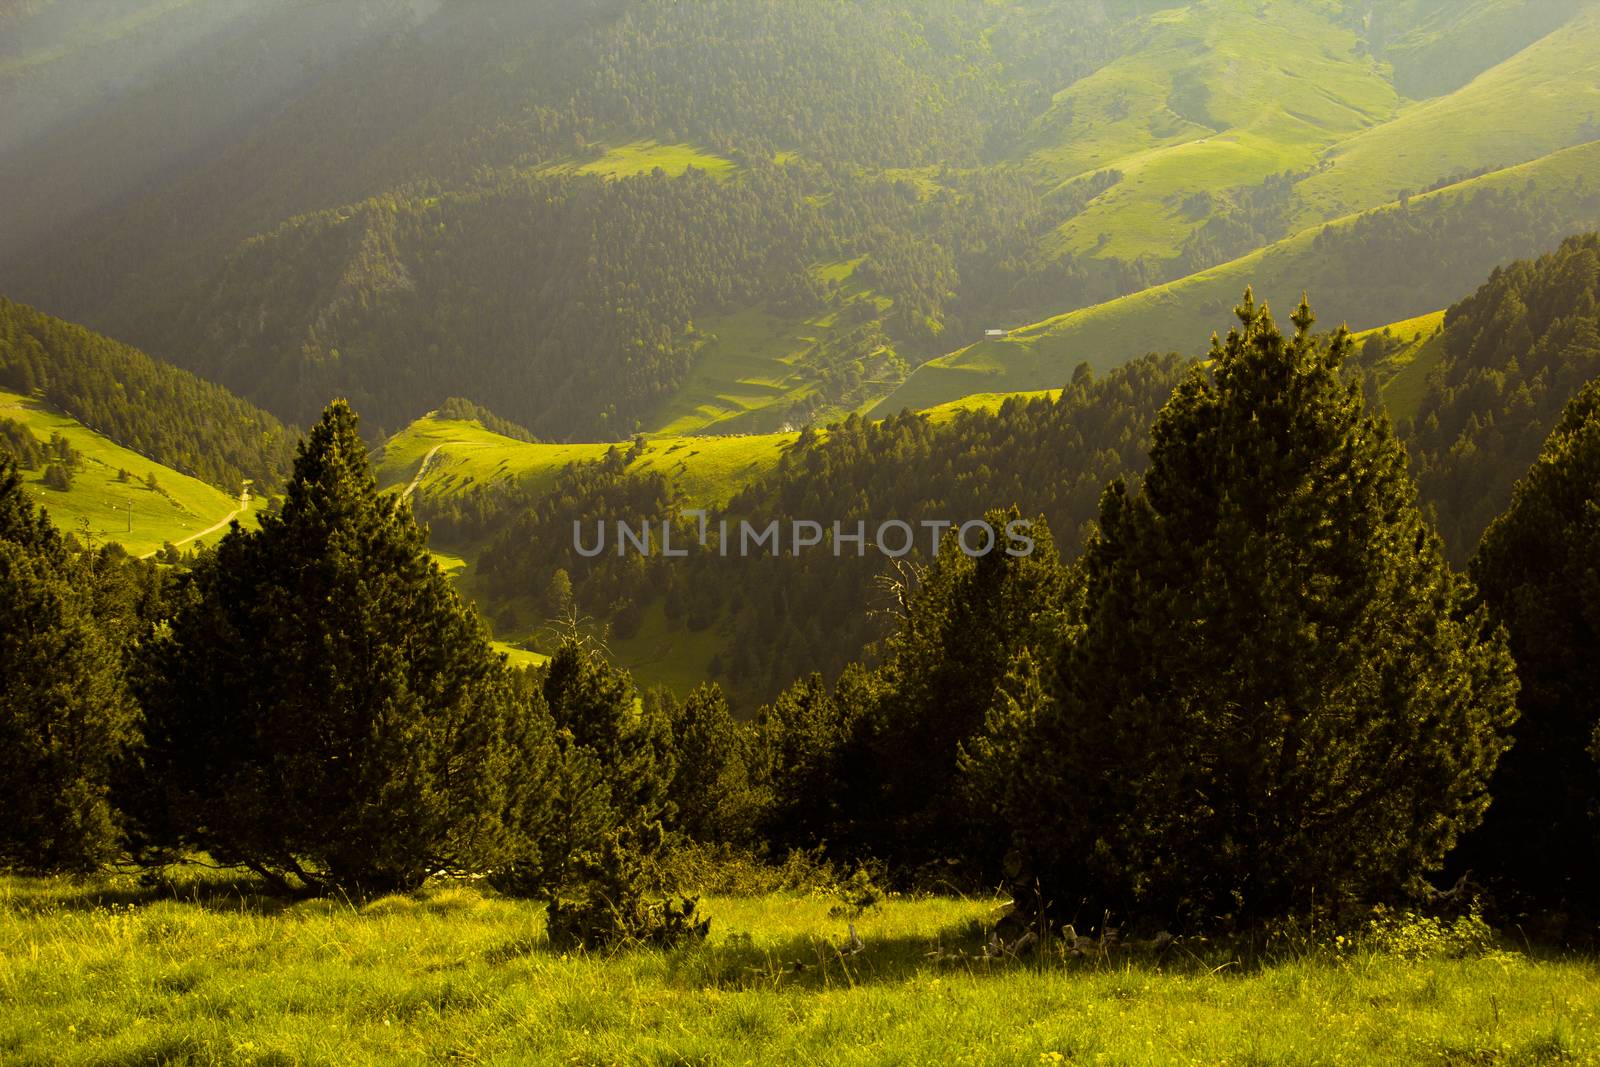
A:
[
  {"left": 1353, "top": 310, "right": 1449, "bottom": 424},
  {"left": 0, "top": 388, "right": 254, "bottom": 558},
  {"left": 1291, "top": 5, "right": 1600, "bottom": 227},
  {"left": 376, "top": 415, "right": 801, "bottom": 512},
  {"left": 1029, "top": 0, "right": 1398, "bottom": 261},
  {"left": 3, "top": 868, "right": 1597, "bottom": 1065},
  {"left": 538, "top": 140, "right": 737, "bottom": 182}
]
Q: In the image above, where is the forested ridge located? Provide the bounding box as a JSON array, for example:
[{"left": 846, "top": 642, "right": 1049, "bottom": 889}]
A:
[
  {"left": 405, "top": 235, "right": 1600, "bottom": 709},
  {"left": 0, "top": 299, "right": 296, "bottom": 491},
  {"left": 97, "top": 151, "right": 1146, "bottom": 438},
  {"left": 424, "top": 354, "right": 1191, "bottom": 704},
  {"left": 1410, "top": 233, "right": 1600, "bottom": 559},
  {"left": 7, "top": 0, "right": 1599, "bottom": 440}
]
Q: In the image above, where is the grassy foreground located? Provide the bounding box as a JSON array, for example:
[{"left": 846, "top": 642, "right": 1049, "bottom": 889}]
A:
[{"left": 3, "top": 871, "right": 1597, "bottom": 1065}]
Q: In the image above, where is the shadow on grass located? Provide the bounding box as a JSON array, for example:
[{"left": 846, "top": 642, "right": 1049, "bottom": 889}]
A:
[
  {"left": 477, "top": 911, "right": 1214, "bottom": 992},
  {"left": 1, "top": 865, "right": 309, "bottom": 917}
]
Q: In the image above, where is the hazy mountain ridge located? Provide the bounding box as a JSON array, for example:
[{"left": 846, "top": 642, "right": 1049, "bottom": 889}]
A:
[{"left": 4, "top": 0, "right": 1599, "bottom": 443}]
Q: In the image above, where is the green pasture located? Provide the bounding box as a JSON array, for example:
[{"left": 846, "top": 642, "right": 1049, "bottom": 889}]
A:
[
  {"left": 3, "top": 868, "right": 1597, "bottom": 1065},
  {"left": 0, "top": 388, "right": 254, "bottom": 558}
]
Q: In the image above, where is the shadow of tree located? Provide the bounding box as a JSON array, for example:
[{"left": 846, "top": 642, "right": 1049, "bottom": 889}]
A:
[{"left": 2, "top": 866, "right": 307, "bottom": 917}]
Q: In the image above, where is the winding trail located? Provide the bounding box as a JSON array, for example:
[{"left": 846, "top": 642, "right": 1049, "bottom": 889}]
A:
[
  {"left": 401, "top": 445, "right": 443, "bottom": 500},
  {"left": 139, "top": 486, "right": 251, "bottom": 559}
]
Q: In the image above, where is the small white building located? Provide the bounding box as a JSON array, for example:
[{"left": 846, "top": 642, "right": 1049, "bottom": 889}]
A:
[{"left": 985, "top": 328, "right": 1008, "bottom": 339}]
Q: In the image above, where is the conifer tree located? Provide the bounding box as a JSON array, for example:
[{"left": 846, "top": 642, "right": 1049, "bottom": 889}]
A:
[
  {"left": 136, "top": 401, "right": 526, "bottom": 894},
  {"left": 1007, "top": 293, "right": 1518, "bottom": 926},
  {"left": 750, "top": 667, "right": 876, "bottom": 852},
  {"left": 0, "top": 457, "right": 136, "bottom": 871},
  {"left": 867, "top": 508, "right": 1070, "bottom": 871},
  {"left": 1467, "top": 378, "right": 1600, "bottom": 908},
  {"left": 518, "top": 638, "right": 702, "bottom": 946},
  {"left": 660, "top": 682, "right": 757, "bottom": 845}
]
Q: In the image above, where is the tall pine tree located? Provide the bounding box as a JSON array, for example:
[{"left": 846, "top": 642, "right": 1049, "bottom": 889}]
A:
[
  {"left": 0, "top": 457, "right": 137, "bottom": 871},
  {"left": 136, "top": 401, "right": 527, "bottom": 894},
  {"left": 1000, "top": 293, "right": 1518, "bottom": 926},
  {"left": 1466, "top": 377, "right": 1600, "bottom": 911}
]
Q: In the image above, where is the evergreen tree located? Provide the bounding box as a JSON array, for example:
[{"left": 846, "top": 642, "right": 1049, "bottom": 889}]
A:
[
  {"left": 0, "top": 457, "right": 137, "bottom": 871},
  {"left": 514, "top": 638, "right": 702, "bottom": 947},
  {"left": 135, "top": 401, "right": 525, "bottom": 894},
  {"left": 866, "top": 509, "right": 1071, "bottom": 873},
  {"left": 1466, "top": 377, "right": 1600, "bottom": 910},
  {"left": 750, "top": 667, "right": 877, "bottom": 852},
  {"left": 660, "top": 682, "right": 758, "bottom": 845},
  {"left": 41, "top": 462, "right": 72, "bottom": 492},
  {"left": 1004, "top": 293, "right": 1518, "bottom": 926}
]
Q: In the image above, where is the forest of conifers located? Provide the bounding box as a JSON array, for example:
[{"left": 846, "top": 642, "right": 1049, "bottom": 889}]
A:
[
  {"left": 3, "top": 0, "right": 1600, "bottom": 1005},
  {"left": 5, "top": 273, "right": 1600, "bottom": 946}
]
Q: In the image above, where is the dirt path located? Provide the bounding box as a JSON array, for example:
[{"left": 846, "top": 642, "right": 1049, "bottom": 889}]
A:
[
  {"left": 139, "top": 487, "right": 251, "bottom": 559},
  {"left": 401, "top": 444, "right": 443, "bottom": 500}
]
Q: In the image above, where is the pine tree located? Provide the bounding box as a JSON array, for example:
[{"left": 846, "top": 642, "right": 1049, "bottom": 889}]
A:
[
  {"left": 519, "top": 639, "right": 703, "bottom": 947},
  {"left": 661, "top": 682, "right": 757, "bottom": 845},
  {"left": 1011, "top": 293, "right": 1518, "bottom": 926},
  {"left": 0, "top": 457, "right": 137, "bottom": 871},
  {"left": 867, "top": 508, "right": 1071, "bottom": 872},
  {"left": 1466, "top": 377, "right": 1600, "bottom": 909},
  {"left": 135, "top": 401, "right": 526, "bottom": 894},
  {"left": 750, "top": 666, "right": 876, "bottom": 852}
]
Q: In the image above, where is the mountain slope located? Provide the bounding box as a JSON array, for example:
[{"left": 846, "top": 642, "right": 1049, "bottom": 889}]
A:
[
  {"left": 0, "top": 387, "right": 254, "bottom": 558},
  {"left": 872, "top": 141, "right": 1600, "bottom": 417},
  {"left": 1292, "top": 4, "right": 1600, "bottom": 226},
  {"left": 1028, "top": 0, "right": 1399, "bottom": 261},
  {"left": 0, "top": 298, "right": 296, "bottom": 490},
  {"left": 6, "top": 0, "right": 1600, "bottom": 446}
]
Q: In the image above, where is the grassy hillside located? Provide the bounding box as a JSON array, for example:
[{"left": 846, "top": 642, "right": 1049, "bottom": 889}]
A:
[
  {"left": 4, "top": 869, "right": 1597, "bottom": 1065},
  {"left": 376, "top": 415, "right": 801, "bottom": 512},
  {"left": 1029, "top": 0, "right": 1398, "bottom": 261},
  {"left": 1355, "top": 310, "right": 1449, "bottom": 423},
  {"left": 0, "top": 388, "right": 254, "bottom": 557},
  {"left": 537, "top": 139, "right": 737, "bottom": 182},
  {"left": 873, "top": 140, "right": 1600, "bottom": 417},
  {"left": 1293, "top": 4, "right": 1600, "bottom": 226},
  {"left": 1371, "top": 0, "right": 1589, "bottom": 100}
]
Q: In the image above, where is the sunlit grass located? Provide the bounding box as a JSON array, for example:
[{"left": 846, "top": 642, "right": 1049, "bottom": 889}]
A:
[
  {"left": 376, "top": 414, "right": 799, "bottom": 512},
  {"left": 538, "top": 139, "right": 736, "bottom": 182},
  {"left": 0, "top": 388, "right": 255, "bottom": 557},
  {"left": 1029, "top": 0, "right": 1398, "bottom": 261},
  {"left": 1293, "top": 6, "right": 1600, "bottom": 228},
  {"left": 2, "top": 868, "right": 1596, "bottom": 1065}
]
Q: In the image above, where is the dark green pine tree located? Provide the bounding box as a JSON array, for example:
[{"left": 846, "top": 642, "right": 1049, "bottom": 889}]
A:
[
  {"left": 867, "top": 508, "right": 1070, "bottom": 872},
  {"left": 0, "top": 457, "right": 137, "bottom": 871},
  {"left": 135, "top": 401, "right": 526, "bottom": 895},
  {"left": 750, "top": 665, "right": 877, "bottom": 853},
  {"left": 1466, "top": 377, "right": 1600, "bottom": 910},
  {"left": 1014, "top": 293, "right": 1519, "bottom": 926},
  {"left": 526, "top": 638, "right": 705, "bottom": 947},
  {"left": 659, "top": 682, "right": 757, "bottom": 845}
]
